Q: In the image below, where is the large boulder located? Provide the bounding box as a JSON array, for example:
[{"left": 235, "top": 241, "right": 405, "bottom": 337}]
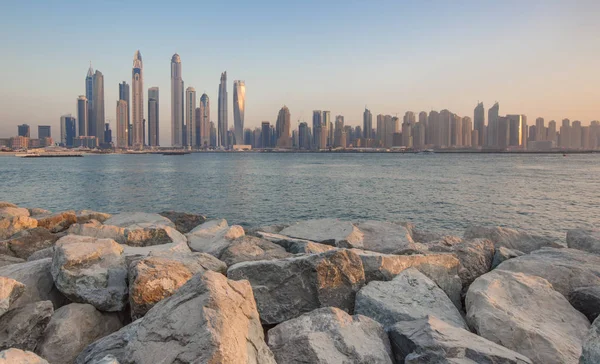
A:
[
  {"left": 76, "top": 271, "right": 276, "bottom": 364},
  {"left": 67, "top": 221, "right": 126, "bottom": 244},
  {"left": 90, "top": 356, "right": 119, "bottom": 364},
  {"left": 491, "top": 246, "right": 524, "bottom": 269},
  {"left": 75, "top": 210, "right": 112, "bottom": 224},
  {"left": 35, "top": 211, "right": 77, "bottom": 233},
  {"left": 103, "top": 212, "right": 174, "bottom": 229},
  {"left": 28, "top": 208, "right": 52, "bottom": 217},
  {"left": 0, "top": 254, "right": 25, "bottom": 267},
  {"left": 496, "top": 248, "right": 600, "bottom": 299},
  {"left": 36, "top": 303, "right": 122, "bottom": 364},
  {"left": 0, "top": 259, "right": 66, "bottom": 309},
  {"left": 219, "top": 236, "right": 293, "bottom": 266},
  {"left": 124, "top": 225, "right": 187, "bottom": 247},
  {"left": 464, "top": 225, "right": 564, "bottom": 253},
  {"left": 466, "top": 269, "right": 590, "bottom": 364},
  {"left": 567, "top": 229, "right": 600, "bottom": 255},
  {"left": 27, "top": 248, "right": 54, "bottom": 262},
  {"left": 0, "top": 202, "right": 17, "bottom": 209},
  {"left": 228, "top": 249, "right": 365, "bottom": 324},
  {"left": 120, "top": 240, "right": 191, "bottom": 259},
  {"left": 581, "top": 316, "right": 600, "bottom": 364},
  {"left": 128, "top": 251, "right": 226, "bottom": 319},
  {"left": 355, "top": 268, "right": 467, "bottom": 329},
  {"left": 0, "top": 348, "right": 49, "bottom": 364},
  {"left": 354, "top": 220, "right": 419, "bottom": 254},
  {"left": 0, "top": 216, "right": 38, "bottom": 240},
  {"left": 351, "top": 250, "right": 462, "bottom": 310},
  {"left": 0, "top": 277, "right": 25, "bottom": 317},
  {"left": 388, "top": 315, "right": 532, "bottom": 364},
  {"left": 279, "top": 219, "right": 363, "bottom": 247},
  {"left": 158, "top": 211, "right": 206, "bottom": 234},
  {"left": 0, "top": 301, "right": 53, "bottom": 351},
  {"left": 3, "top": 227, "right": 59, "bottom": 259},
  {"left": 185, "top": 219, "right": 245, "bottom": 256},
  {"left": 51, "top": 235, "right": 128, "bottom": 311},
  {"left": 0, "top": 207, "right": 30, "bottom": 219},
  {"left": 254, "top": 231, "right": 337, "bottom": 254},
  {"left": 268, "top": 307, "right": 394, "bottom": 364},
  {"left": 570, "top": 286, "right": 600, "bottom": 322}
]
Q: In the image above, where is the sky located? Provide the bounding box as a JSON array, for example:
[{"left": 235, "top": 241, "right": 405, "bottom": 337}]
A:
[{"left": 0, "top": 0, "right": 599, "bottom": 145}]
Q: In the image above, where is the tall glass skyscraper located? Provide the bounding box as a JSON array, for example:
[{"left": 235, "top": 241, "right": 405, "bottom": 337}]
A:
[
  {"left": 233, "top": 80, "right": 245, "bottom": 145},
  {"left": 276, "top": 105, "right": 291, "bottom": 148},
  {"left": 474, "top": 102, "right": 485, "bottom": 147},
  {"left": 148, "top": 87, "right": 159, "bottom": 147},
  {"left": 85, "top": 64, "right": 94, "bottom": 138},
  {"left": 185, "top": 87, "right": 196, "bottom": 148},
  {"left": 77, "top": 96, "right": 88, "bottom": 136},
  {"left": 116, "top": 100, "right": 128, "bottom": 148},
  {"left": 171, "top": 54, "right": 184, "bottom": 147},
  {"left": 131, "top": 50, "right": 144, "bottom": 149},
  {"left": 199, "top": 93, "right": 210, "bottom": 148},
  {"left": 218, "top": 72, "right": 228, "bottom": 148},
  {"left": 363, "top": 108, "right": 372, "bottom": 139},
  {"left": 119, "top": 81, "right": 130, "bottom": 145},
  {"left": 92, "top": 70, "right": 105, "bottom": 144}
]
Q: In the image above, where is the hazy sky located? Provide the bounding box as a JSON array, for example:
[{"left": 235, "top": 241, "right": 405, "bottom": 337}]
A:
[{"left": 1, "top": 0, "right": 599, "bottom": 144}]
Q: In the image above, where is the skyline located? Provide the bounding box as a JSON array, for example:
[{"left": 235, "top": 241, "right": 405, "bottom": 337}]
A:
[{"left": 1, "top": 1, "right": 600, "bottom": 145}]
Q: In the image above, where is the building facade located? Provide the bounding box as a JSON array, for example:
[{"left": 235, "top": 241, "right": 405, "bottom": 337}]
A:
[
  {"left": 116, "top": 100, "right": 128, "bottom": 148},
  {"left": 185, "top": 87, "right": 196, "bottom": 148},
  {"left": 233, "top": 80, "right": 245, "bottom": 145},
  {"left": 218, "top": 72, "right": 228, "bottom": 148},
  {"left": 199, "top": 94, "right": 210, "bottom": 148},
  {"left": 131, "top": 51, "right": 144, "bottom": 149},
  {"left": 148, "top": 87, "right": 159, "bottom": 147},
  {"left": 171, "top": 54, "right": 184, "bottom": 147}
]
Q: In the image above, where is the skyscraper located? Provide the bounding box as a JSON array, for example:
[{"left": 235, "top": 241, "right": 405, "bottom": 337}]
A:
[
  {"left": 298, "top": 122, "right": 310, "bottom": 150},
  {"left": 560, "top": 119, "right": 571, "bottom": 148},
  {"left": 92, "top": 70, "right": 105, "bottom": 144},
  {"left": 261, "top": 121, "right": 271, "bottom": 148},
  {"left": 60, "top": 115, "right": 76, "bottom": 147},
  {"left": 428, "top": 111, "right": 439, "bottom": 147},
  {"left": 116, "top": 100, "right": 128, "bottom": 148},
  {"left": 451, "top": 114, "right": 462, "bottom": 147},
  {"left": 462, "top": 116, "right": 473, "bottom": 148},
  {"left": 209, "top": 121, "right": 217, "bottom": 147},
  {"left": 571, "top": 120, "right": 582, "bottom": 149},
  {"left": 17, "top": 124, "right": 30, "bottom": 137},
  {"left": 439, "top": 110, "right": 452, "bottom": 147},
  {"left": 535, "top": 117, "right": 545, "bottom": 141},
  {"left": 148, "top": 87, "right": 159, "bottom": 147},
  {"left": 322, "top": 111, "right": 331, "bottom": 147},
  {"left": 77, "top": 96, "right": 88, "bottom": 136},
  {"left": 119, "top": 81, "right": 130, "bottom": 145},
  {"left": 199, "top": 94, "right": 210, "bottom": 148},
  {"left": 363, "top": 108, "right": 372, "bottom": 139},
  {"left": 276, "top": 106, "right": 291, "bottom": 148},
  {"left": 171, "top": 54, "right": 184, "bottom": 147},
  {"left": 334, "top": 115, "right": 346, "bottom": 148},
  {"left": 38, "top": 125, "right": 51, "bottom": 139},
  {"left": 548, "top": 120, "right": 557, "bottom": 144},
  {"left": 104, "top": 123, "right": 112, "bottom": 144},
  {"left": 233, "top": 80, "right": 245, "bottom": 145},
  {"left": 86, "top": 64, "right": 94, "bottom": 138},
  {"left": 312, "top": 110, "right": 322, "bottom": 148},
  {"left": 486, "top": 102, "right": 499, "bottom": 147},
  {"left": 131, "top": 51, "right": 144, "bottom": 149},
  {"left": 218, "top": 72, "right": 228, "bottom": 148},
  {"left": 474, "top": 102, "right": 485, "bottom": 147},
  {"left": 185, "top": 87, "right": 196, "bottom": 148}
]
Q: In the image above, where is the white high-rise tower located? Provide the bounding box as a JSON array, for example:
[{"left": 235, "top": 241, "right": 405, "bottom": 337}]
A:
[
  {"left": 131, "top": 50, "right": 144, "bottom": 149},
  {"left": 171, "top": 54, "right": 184, "bottom": 147},
  {"left": 233, "top": 80, "right": 245, "bottom": 145}
]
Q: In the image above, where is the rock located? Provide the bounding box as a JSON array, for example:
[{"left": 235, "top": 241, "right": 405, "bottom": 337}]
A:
[
  {"left": 570, "top": 286, "right": 600, "bottom": 322},
  {"left": 219, "top": 236, "right": 293, "bottom": 266},
  {"left": 351, "top": 250, "right": 463, "bottom": 310},
  {"left": 36, "top": 303, "right": 122, "bottom": 364},
  {"left": 76, "top": 271, "right": 276, "bottom": 364},
  {"left": 491, "top": 246, "right": 525, "bottom": 269},
  {"left": 0, "top": 216, "right": 38, "bottom": 240},
  {"left": 27, "top": 247, "right": 55, "bottom": 262},
  {"left": 355, "top": 268, "right": 467, "bottom": 329},
  {"left": 388, "top": 315, "right": 532, "bottom": 364},
  {"left": 90, "top": 355, "right": 119, "bottom": 364},
  {"left": 466, "top": 269, "right": 589, "bottom": 364},
  {"left": 268, "top": 307, "right": 394, "bottom": 364},
  {"left": 76, "top": 210, "right": 112, "bottom": 224},
  {"left": 67, "top": 221, "right": 126, "bottom": 244},
  {"left": 567, "top": 229, "right": 600, "bottom": 255},
  {"left": 464, "top": 225, "right": 564, "bottom": 253},
  {"left": 0, "top": 348, "right": 49, "bottom": 363},
  {"left": 351, "top": 220, "right": 421, "bottom": 254},
  {"left": 279, "top": 219, "right": 364, "bottom": 248},
  {"left": 228, "top": 249, "right": 365, "bottom": 324},
  {"left": 103, "top": 212, "right": 174, "bottom": 229},
  {"left": 407, "top": 224, "right": 463, "bottom": 247},
  {"left": 496, "top": 248, "right": 600, "bottom": 299},
  {"left": 0, "top": 301, "right": 53, "bottom": 351},
  {"left": 186, "top": 219, "right": 245, "bottom": 256},
  {"left": 0, "top": 259, "right": 66, "bottom": 309},
  {"left": 3, "top": 227, "right": 59, "bottom": 259},
  {"left": 158, "top": 211, "right": 206, "bottom": 234},
  {"left": 247, "top": 224, "right": 289, "bottom": 236},
  {"left": 0, "top": 202, "right": 17, "bottom": 209},
  {"left": 51, "top": 235, "right": 127, "bottom": 311},
  {"left": 0, "top": 277, "right": 25, "bottom": 317},
  {"left": 124, "top": 225, "right": 187, "bottom": 247},
  {"left": 0, "top": 207, "right": 30, "bottom": 219},
  {"left": 128, "top": 251, "right": 226, "bottom": 319},
  {"left": 28, "top": 208, "right": 51, "bottom": 217},
  {"left": 35, "top": 211, "right": 77, "bottom": 233},
  {"left": 581, "top": 316, "right": 600, "bottom": 364},
  {"left": 120, "top": 240, "right": 191, "bottom": 260},
  {"left": 0, "top": 254, "right": 25, "bottom": 267},
  {"left": 254, "top": 231, "right": 337, "bottom": 254}
]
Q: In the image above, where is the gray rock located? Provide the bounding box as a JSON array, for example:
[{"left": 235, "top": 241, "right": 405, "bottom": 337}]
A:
[
  {"left": 464, "top": 225, "right": 564, "bottom": 253},
  {"left": 228, "top": 249, "right": 365, "bottom": 324},
  {"left": 0, "top": 259, "right": 67, "bottom": 309},
  {"left": 28, "top": 208, "right": 52, "bottom": 217},
  {"left": 279, "top": 219, "right": 364, "bottom": 247},
  {"left": 0, "top": 277, "right": 25, "bottom": 318},
  {"left": 491, "top": 246, "right": 525, "bottom": 269},
  {"left": 158, "top": 211, "right": 206, "bottom": 234},
  {"left": 570, "top": 286, "right": 600, "bottom": 322},
  {"left": 0, "top": 216, "right": 38, "bottom": 240},
  {"left": 76, "top": 271, "right": 276, "bottom": 364},
  {"left": 0, "top": 207, "right": 30, "bottom": 219},
  {"left": 36, "top": 303, "right": 122, "bottom": 364},
  {"left": 0, "top": 348, "right": 49, "bottom": 363},
  {"left": 350, "top": 250, "right": 463, "bottom": 310},
  {"left": 89, "top": 355, "right": 119, "bottom": 364},
  {"left": 254, "top": 231, "right": 337, "bottom": 254},
  {"left": 0, "top": 254, "right": 25, "bottom": 267},
  {"left": 581, "top": 316, "right": 600, "bottom": 364},
  {"left": 35, "top": 211, "right": 77, "bottom": 233},
  {"left": 51, "top": 235, "right": 128, "bottom": 311},
  {"left": 120, "top": 240, "right": 191, "bottom": 259},
  {"left": 103, "top": 212, "right": 174, "bottom": 229},
  {"left": 466, "top": 269, "right": 589, "bottom": 364},
  {"left": 496, "top": 247, "right": 600, "bottom": 299},
  {"left": 246, "top": 224, "right": 289, "bottom": 236},
  {"left": 185, "top": 219, "right": 245, "bottom": 256},
  {"left": 0, "top": 301, "right": 53, "bottom": 351},
  {"left": 388, "top": 315, "right": 532, "bottom": 364},
  {"left": 219, "top": 236, "right": 293, "bottom": 266},
  {"left": 67, "top": 221, "right": 126, "bottom": 244},
  {"left": 124, "top": 224, "right": 187, "bottom": 247},
  {"left": 0, "top": 202, "right": 18, "bottom": 209},
  {"left": 128, "top": 251, "right": 226, "bottom": 319},
  {"left": 567, "top": 229, "right": 600, "bottom": 255},
  {"left": 27, "top": 247, "right": 55, "bottom": 262},
  {"left": 3, "top": 227, "right": 59, "bottom": 259},
  {"left": 354, "top": 220, "right": 418, "bottom": 254},
  {"left": 355, "top": 268, "right": 467, "bottom": 329},
  {"left": 268, "top": 307, "right": 394, "bottom": 364},
  {"left": 75, "top": 210, "right": 112, "bottom": 224}
]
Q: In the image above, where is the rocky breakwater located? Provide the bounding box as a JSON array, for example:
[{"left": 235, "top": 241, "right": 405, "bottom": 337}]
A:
[{"left": 0, "top": 202, "right": 599, "bottom": 363}]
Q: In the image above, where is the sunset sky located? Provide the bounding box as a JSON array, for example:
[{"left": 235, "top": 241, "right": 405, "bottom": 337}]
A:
[{"left": 1, "top": 0, "right": 598, "bottom": 144}]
